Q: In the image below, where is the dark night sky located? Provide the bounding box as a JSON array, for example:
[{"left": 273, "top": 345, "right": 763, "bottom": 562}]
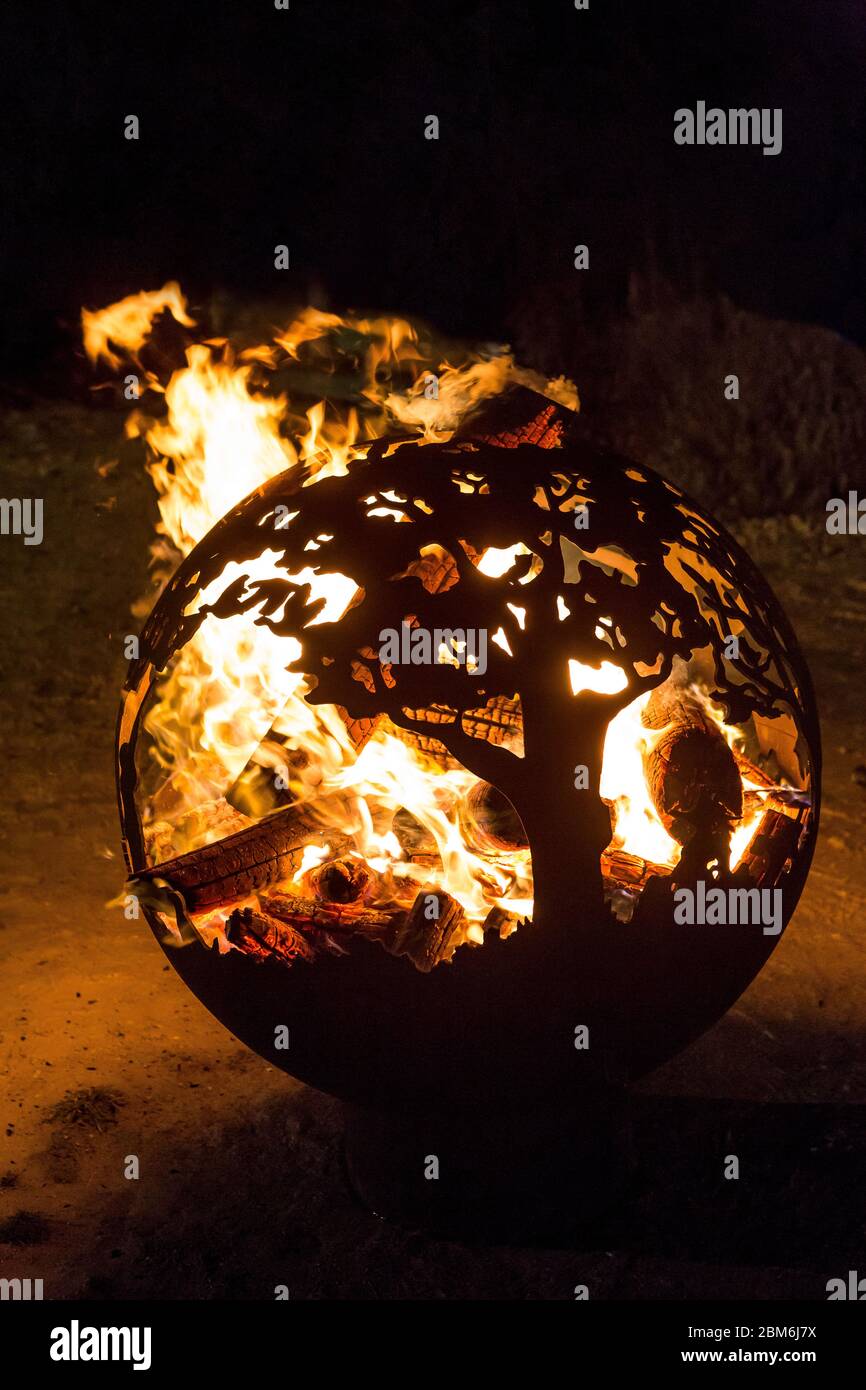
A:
[{"left": 0, "top": 0, "right": 864, "bottom": 377}]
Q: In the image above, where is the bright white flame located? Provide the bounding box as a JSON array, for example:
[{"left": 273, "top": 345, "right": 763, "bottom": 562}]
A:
[
  {"left": 601, "top": 693, "right": 681, "bottom": 865},
  {"left": 476, "top": 543, "right": 530, "bottom": 577},
  {"left": 568, "top": 658, "right": 629, "bottom": 697}
]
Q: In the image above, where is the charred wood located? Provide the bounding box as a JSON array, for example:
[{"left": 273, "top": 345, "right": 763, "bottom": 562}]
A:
[
  {"left": 136, "top": 803, "right": 330, "bottom": 912},
  {"left": 642, "top": 687, "right": 742, "bottom": 858},
  {"left": 386, "top": 889, "right": 467, "bottom": 972},
  {"left": 458, "top": 781, "right": 528, "bottom": 854},
  {"left": 302, "top": 856, "right": 374, "bottom": 905},
  {"left": 227, "top": 907, "right": 317, "bottom": 966},
  {"left": 259, "top": 888, "right": 394, "bottom": 934}
]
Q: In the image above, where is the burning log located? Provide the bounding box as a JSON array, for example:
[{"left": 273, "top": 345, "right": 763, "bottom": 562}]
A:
[
  {"left": 481, "top": 903, "right": 521, "bottom": 937},
  {"left": 458, "top": 781, "right": 528, "bottom": 855},
  {"left": 302, "top": 856, "right": 374, "bottom": 904},
  {"left": 226, "top": 708, "right": 385, "bottom": 819},
  {"left": 603, "top": 847, "right": 669, "bottom": 891},
  {"left": 387, "top": 694, "right": 523, "bottom": 768},
  {"left": 145, "top": 797, "right": 253, "bottom": 866},
  {"left": 402, "top": 543, "right": 461, "bottom": 596},
  {"left": 227, "top": 907, "right": 317, "bottom": 966},
  {"left": 642, "top": 687, "right": 742, "bottom": 866},
  {"left": 229, "top": 883, "right": 401, "bottom": 971},
  {"left": 732, "top": 807, "right": 802, "bottom": 889},
  {"left": 381, "top": 717, "right": 459, "bottom": 770},
  {"left": 462, "top": 695, "right": 523, "bottom": 751},
  {"left": 226, "top": 744, "right": 309, "bottom": 819},
  {"left": 387, "top": 889, "right": 467, "bottom": 972},
  {"left": 391, "top": 698, "right": 523, "bottom": 764},
  {"left": 391, "top": 808, "right": 438, "bottom": 858},
  {"left": 455, "top": 384, "right": 573, "bottom": 450},
  {"left": 337, "top": 708, "right": 387, "bottom": 751},
  {"left": 259, "top": 888, "right": 394, "bottom": 934},
  {"left": 135, "top": 803, "right": 332, "bottom": 912}
]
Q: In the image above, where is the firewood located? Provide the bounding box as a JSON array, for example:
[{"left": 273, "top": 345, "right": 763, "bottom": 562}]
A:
[
  {"left": 135, "top": 803, "right": 331, "bottom": 912},
  {"left": 462, "top": 695, "right": 523, "bottom": 750},
  {"left": 407, "top": 852, "right": 443, "bottom": 871},
  {"left": 379, "top": 717, "right": 459, "bottom": 770},
  {"left": 481, "top": 903, "right": 521, "bottom": 936},
  {"left": 259, "top": 888, "right": 394, "bottom": 934},
  {"left": 145, "top": 797, "right": 253, "bottom": 865},
  {"left": 226, "top": 707, "right": 384, "bottom": 819},
  {"left": 225, "top": 744, "right": 306, "bottom": 819},
  {"left": 384, "top": 694, "right": 523, "bottom": 769},
  {"left": 386, "top": 889, "right": 467, "bottom": 972},
  {"left": 642, "top": 687, "right": 742, "bottom": 852},
  {"left": 391, "top": 808, "right": 438, "bottom": 858},
  {"left": 302, "top": 856, "right": 373, "bottom": 904},
  {"left": 458, "top": 781, "right": 528, "bottom": 854},
  {"left": 335, "top": 708, "right": 387, "bottom": 751},
  {"left": 733, "top": 748, "right": 776, "bottom": 789},
  {"left": 602, "top": 847, "right": 669, "bottom": 891},
  {"left": 400, "top": 544, "right": 460, "bottom": 596},
  {"left": 227, "top": 907, "right": 317, "bottom": 966},
  {"left": 455, "top": 385, "right": 573, "bottom": 450},
  {"left": 731, "top": 808, "right": 801, "bottom": 889}
]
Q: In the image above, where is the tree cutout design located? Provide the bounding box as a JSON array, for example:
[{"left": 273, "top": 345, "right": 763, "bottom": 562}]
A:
[{"left": 133, "top": 436, "right": 812, "bottom": 923}]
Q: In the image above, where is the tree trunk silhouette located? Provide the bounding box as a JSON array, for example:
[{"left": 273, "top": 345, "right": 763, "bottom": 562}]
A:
[
  {"left": 429, "top": 671, "right": 616, "bottom": 944},
  {"left": 517, "top": 684, "right": 612, "bottom": 930}
]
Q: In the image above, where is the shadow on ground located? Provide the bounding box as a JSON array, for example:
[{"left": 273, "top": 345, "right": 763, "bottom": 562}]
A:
[{"left": 34, "top": 1090, "right": 866, "bottom": 1301}]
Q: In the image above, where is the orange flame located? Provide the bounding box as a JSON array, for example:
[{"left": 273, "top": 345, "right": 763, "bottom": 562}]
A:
[
  {"left": 88, "top": 287, "right": 765, "bottom": 942},
  {"left": 82, "top": 281, "right": 194, "bottom": 370}
]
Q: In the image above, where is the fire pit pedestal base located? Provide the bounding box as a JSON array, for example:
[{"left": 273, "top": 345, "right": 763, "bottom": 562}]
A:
[{"left": 343, "top": 1092, "right": 633, "bottom": 1243}]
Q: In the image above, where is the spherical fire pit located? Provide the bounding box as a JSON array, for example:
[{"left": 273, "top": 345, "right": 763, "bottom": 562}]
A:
[{"left": 116, "top": 419, "right": 819, "bottom": 1234}]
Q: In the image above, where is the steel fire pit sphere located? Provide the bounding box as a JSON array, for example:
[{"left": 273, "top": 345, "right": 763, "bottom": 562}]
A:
[{"left": 117, "top": 430, "right": 820, "bottom": 1115}]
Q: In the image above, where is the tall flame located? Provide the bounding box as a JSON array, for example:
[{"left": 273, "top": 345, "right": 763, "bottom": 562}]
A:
[
  {"left": 82, "top": 282, "right": 194, "bottom": 370},
  {"left": 88, "top": 285, "right": 766, "bottom": 940}
]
